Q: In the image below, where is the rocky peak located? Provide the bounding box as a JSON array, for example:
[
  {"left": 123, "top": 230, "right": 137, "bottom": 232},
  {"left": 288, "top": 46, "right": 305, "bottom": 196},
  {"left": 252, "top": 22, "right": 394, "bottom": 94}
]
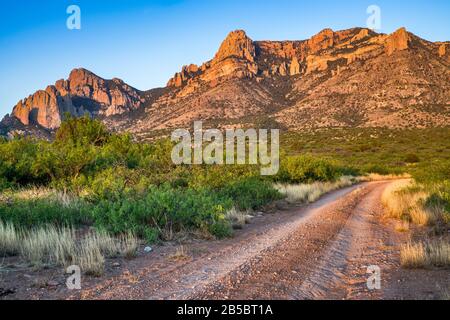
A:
[
  {"left": 308, "top": 28, "right": 335, "bottom": 53},
  {"left": 167, "top": 30, "right": 258, "bottom": 88},
  {"left": 10, "top": 68, "right": 144, "bottom": 129},
  {"left": 385, "top": 27, "right": 411, "bottom": 56},
  {"left": 213, "top": 30, "right": 256, "bottom": 63},
  {"left": 167, "top": 64, "right": 200, "bottom": 87}
]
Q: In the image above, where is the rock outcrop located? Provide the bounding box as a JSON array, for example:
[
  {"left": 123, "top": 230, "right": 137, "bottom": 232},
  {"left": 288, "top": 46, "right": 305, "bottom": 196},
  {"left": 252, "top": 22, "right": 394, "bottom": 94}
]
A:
[
  {"left": 167, "top": 30, "right": 259, "bottom": 92},
  {"left": 438, "top": 43, "right": 447, "bottom": 57},
  {"left": 307, "top": 28, "right": 335, "bottom": 53},
  {"left": 385, "top": 27, "right": 411, "bottom": 56},
  {"left": 167, "top": 64, "right": 200, "bottom": 87},
  {"left": 213, "top": 30, "right": 256, "bottom": 63},
  {"left": 289, "top": 57, "right": 301, "bottom": 75},
  {"left": 12, "top": 86, "right": 76, "bottom": 129},
  {"left": 11, "top": 68, "right": 143, "bottom": 129}
]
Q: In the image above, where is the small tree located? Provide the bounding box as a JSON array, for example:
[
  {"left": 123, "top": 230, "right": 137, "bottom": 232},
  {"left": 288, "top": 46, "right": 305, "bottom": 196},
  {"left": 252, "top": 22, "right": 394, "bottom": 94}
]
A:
[{"left": 55, "top": 113, "right": 110, "bottom": 146}]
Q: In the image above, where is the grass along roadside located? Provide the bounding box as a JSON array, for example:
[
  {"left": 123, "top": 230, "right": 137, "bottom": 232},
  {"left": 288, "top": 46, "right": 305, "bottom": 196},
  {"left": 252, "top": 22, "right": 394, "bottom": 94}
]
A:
[
  {"left": 0, "top": 221, "right": 139, "bottom": 276},
  {"left": 275, "top": 176, "right": 356, "bottom": 204},
  {"left": 382, "top": 180, "right": 449, "bottom": 268},
  {"left": 401, "top": 240, "right": 450, "bottom": 269}
]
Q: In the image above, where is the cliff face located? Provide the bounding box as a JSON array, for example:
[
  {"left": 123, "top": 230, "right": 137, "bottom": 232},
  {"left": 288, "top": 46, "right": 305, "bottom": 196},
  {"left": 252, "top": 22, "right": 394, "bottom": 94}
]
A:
[
  {"left": 3, "top": 27, "right": 450, "bottom": 137},
  {"left": 10, "top": 68, "right": 144, "bottom": 129},
  {"left": 165, "top": 27, "right": 403, "bottom": 91}
]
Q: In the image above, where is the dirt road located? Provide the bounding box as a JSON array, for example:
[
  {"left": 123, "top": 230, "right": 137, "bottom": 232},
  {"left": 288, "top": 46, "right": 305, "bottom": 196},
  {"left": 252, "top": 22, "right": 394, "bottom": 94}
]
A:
[
  {"left": 60, "top": 180, "right": 444, "bottom": 300},
  {"left": 7, "top": 180, "right": 447, "bottom": 300}
]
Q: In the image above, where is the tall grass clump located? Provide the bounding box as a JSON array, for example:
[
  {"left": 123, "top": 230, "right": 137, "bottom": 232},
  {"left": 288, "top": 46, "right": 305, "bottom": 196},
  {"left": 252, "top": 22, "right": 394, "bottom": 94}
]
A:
[
  {"left": 225, "top": 207, "right": 253, "bottom": 230},
  {"left": 382, "top": 180, "right": 445, "bottom": 226},
  {"left": 1, "top": 220, "right": 139, "bottom": 275},
  {"left": 75, "top": 234, "right": 106, "bottom": 276},
  {"left": 401, "top": 240, "right": 450, "bottom": 268},
  {"left": 87, "top": 230, "right": 139, "bottom": 259},
  {"left": 20, "top": 226, "right": 76, "bottom": 267},
  {"left": 0, "top": 221, "right": 20, "bottom": 256},
  {"left": 275, "top": 176, "right": 355, "bottom": 204}
]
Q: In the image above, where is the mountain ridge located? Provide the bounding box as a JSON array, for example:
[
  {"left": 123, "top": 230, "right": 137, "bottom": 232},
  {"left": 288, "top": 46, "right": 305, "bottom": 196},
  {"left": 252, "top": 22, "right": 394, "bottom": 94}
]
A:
[{"left": 2, "top": 26, "right": 450, "bottom": 139}]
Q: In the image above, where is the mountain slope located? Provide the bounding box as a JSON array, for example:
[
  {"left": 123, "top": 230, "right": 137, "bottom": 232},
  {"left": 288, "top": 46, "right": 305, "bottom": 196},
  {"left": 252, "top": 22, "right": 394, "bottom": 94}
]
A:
[{"left": 2, "top": 27, "right": 449, "bottom": 138}]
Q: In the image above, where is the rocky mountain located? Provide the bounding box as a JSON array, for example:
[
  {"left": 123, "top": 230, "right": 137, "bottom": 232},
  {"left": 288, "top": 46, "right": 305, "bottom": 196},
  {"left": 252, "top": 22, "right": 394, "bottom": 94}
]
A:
[{"left": 2, "top": 27, "right": 450, "bottom": 139}]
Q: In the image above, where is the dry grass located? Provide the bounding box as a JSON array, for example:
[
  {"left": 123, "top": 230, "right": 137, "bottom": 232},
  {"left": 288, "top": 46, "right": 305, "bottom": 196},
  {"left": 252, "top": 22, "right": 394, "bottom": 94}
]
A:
[
  {"left": 394, "top": 221, "right": 410, "bottom": 233},
  {"left": 410, "top": 205, "right": 441, "bottom": 226},
  {"left": 76, "top": 234, "right": 106, "bottom": 276},
  {"left": 382, "top": 180, "right": 443, "bottom": 226},
  {"left": 169, "top": 245, "right": 190, "bottom": 261},
  {"left": 0, "top": 221, "right": 20, "bottom": 256},
  {"left": 382, "top": 180, "right": 416, "bottom": 218},
  {"left": 0, "top": 221, "right": 139, "bottom": 275},
  {"left": 20, "top": 226, "right": 76, "bottom": 267},
  {"left": 118, "top": 233, "right": 139, "bottom": 259},
  {"left": 359, "top": 173, "right": 410, "bottom": 182},
  {"left": 0, "top": 187, "right": 54, "bottom": 201},
  {"left": 225, "top": 207, "right": 253, "bottom": 229},
  {"left": 275, "top": 176, "right": 355, "bottom": 204},
  {"left": 401, "top": 240, "right": 450, "bottom": 269}
]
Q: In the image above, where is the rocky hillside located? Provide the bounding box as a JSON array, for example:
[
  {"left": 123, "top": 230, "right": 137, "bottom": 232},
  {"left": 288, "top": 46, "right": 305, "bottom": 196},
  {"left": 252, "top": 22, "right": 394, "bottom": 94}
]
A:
[{"left": 2, "top": 27, "right": 449, "bottom": 139}]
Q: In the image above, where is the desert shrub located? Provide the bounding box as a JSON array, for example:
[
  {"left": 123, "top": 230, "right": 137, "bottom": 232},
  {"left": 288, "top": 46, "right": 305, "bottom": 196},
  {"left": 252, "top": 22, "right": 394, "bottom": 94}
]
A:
[
  {"left": 0, "top": 138, "right": 40, "bottom": 185},
  {"left": 361, "top": 164, "right": 393, "bottom": 175},
  {"left": 221, "top": 177, "right": 281, "bottom": 210},
  {"left": 91, "top": 185, "right": 233, "bottom": 240},
  {"left": 277, "top": 155, "right": 341, "bottom": 183},
  {"left": 142, "top": 227, "right": 160, "bottom": 243},
  {"left": 83, "top": 167, "right": 138, "bottom": 201},
  {"left": 0, "top": 198, "right": 91, "bottom": 228},
  {"left": 55, "top": 114, "right": 110, "bottom": 146},
  {"left": 413, "top": 161, "right": 450, "bottom": 184},
  {"left": 404, "top": 153, "right": 420, "bottom": 164},
  {"left": 187, "top": 165, "right": 259, "bottom": 191}
]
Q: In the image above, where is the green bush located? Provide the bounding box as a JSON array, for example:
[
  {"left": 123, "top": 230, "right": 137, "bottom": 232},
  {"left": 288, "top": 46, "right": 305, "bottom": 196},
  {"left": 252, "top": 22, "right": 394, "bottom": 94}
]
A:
[
  {"left": 0, "top": 198, "right": 91, "bottom": 228},
  {"left": 91, "top": 185, "right": 233, "bottom": 239},
  {"left": 221, "top": 177, "right": 281, "bottom": 210},
  {"left": 404, "top": 153, "right": 420, "bottom": 164},
  {"left": 143, "top": 227, "right": 160, "bottom": 244},
  {"left": 55, "top": 114, "right": 110, "bottom": 146},
  {"left": 277, "top": 155, "right": 341, "bottom": 183}
]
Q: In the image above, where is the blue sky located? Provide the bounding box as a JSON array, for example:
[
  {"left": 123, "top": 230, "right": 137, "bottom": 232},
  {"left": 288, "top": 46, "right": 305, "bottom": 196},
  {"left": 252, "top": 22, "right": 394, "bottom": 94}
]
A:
[{"left": 1, "top": 0, "right": 449, "bottom": 118}]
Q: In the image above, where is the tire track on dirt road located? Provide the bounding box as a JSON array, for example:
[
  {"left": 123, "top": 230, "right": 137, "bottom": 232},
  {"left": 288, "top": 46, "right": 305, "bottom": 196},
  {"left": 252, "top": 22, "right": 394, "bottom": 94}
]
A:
[{"left": 79, "top": 181, "right": 395, "bottom": 300}]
